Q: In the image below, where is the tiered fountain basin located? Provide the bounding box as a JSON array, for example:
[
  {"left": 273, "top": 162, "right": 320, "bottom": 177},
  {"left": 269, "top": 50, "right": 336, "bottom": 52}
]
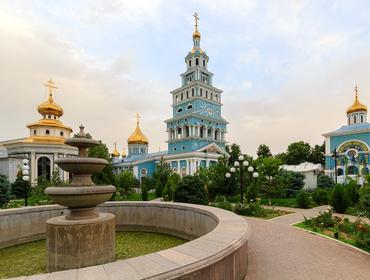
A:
[{"left": 0, "top": 202, "right": 250, "bottom": 280}]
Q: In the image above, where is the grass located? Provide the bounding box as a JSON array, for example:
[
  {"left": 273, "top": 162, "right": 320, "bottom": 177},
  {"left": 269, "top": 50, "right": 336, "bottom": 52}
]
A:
[
  {"left": 122, "top": 192, "right": 156, "bottom": 201},
  {"left": 0, "top": 231, "right": 186, "bottom": 279},
  {"left": 294, "top": 221, "right": 358, "bottom": 248}
]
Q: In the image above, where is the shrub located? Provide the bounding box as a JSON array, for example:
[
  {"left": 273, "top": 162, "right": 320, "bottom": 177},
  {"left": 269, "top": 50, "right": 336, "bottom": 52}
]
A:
[
  {"left": 360, "top": 184, "right": 370, "bottom": 218},
  {"left": 246, "top": 183, "right": 259, "bottom": 201},
  {"left": 330, "top": 184, "right": 350, "bottom": 213},
  {"left": 0, "top": 174, "right": 11, "bottom": 207},
  {"left": 114, "top": 171, "right": 139, "bottom": 197},
  {"left": 11, "top": 174, "right": 31, "bottom": 199},
  {"left": 355, "top": 223, "right": 370, "bottom": 252},
  {"left": 235, "top": 200, "right": 267, "bottom": 217},
  {"left": 296, "top": 190, "right": 310, "bottom": 208},
  {"left": 173, "top": 175, "right": 208, "bottom": 205},
  {"left": 345, "top": 180, "right": 360, "bottom": 206},
  {"left": 141, "top": 181, "right": 148, "bottom": 201},
  {"left": 312, "top": 188, "right": 329, "bottom": 205},
  {"left": 285, "top": 172, "right": 305, "bottom": 198},
  {"left": 317, "top": 174, "right": 335, "bottom": 189},
  {"left": 212, "top": 195, "right": 232, "bottom": 211},
  {"left": 164, "top": 173, "right": 181, "bottom": 201}
]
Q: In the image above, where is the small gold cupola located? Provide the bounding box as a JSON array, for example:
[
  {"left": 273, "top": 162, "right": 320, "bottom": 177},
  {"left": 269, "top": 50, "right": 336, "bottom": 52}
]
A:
[
  {"left": 347, "top": 85, "right": 367, "bottom": 114},
  {"left": 37, "top": 79, "right": 64, "bottom": 117},
  {"left": 127, "top": 113, "right": 149, "bottom": 145},
  {"left": 112, "top": 142, "right": 120, "bottom": 157}
]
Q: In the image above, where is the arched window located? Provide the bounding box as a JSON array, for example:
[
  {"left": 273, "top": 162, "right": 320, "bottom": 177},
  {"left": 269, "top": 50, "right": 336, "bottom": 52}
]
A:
[
  {"left": 37, "top": 157, "right": 51, "bottom": 181},
  {"left": 181, "top": 92, "right": 183, "bottom": 100},
  {"left": 196, "top": 58, "right": 199, "bottom": 65},
  {"left": 60, "top": 131, "right": 64, "bottom": 136},
  {"left": 354, "top": 115, "right": 357, "bottom": 124},
  {"left": 361, "top": 115, "right": 364, "bottom": 123},
  {"left": 34, "top": 130, "right": 37, "bottom": 135},
  {"left": 337, "top": 168, "right": 344, "bottom": 176},
  {"left": 203, "top": 60, "right": 205, "bottom": 67},
  {"left": 186, "top": 104, "right": 193, "bottom": 110},
  {"left": 189, "top": 60, "right": 191, "bottom": 67},
  {"left": 186, "top": 90, "right": 189, "bottom": 98},
  {"left": 205, "top": 90, "right": 208, "bottom": 99},
  {"left": 215, "top": 94, "right": 218, "bottom": 102},
  {"left": 200, "top": 88, "right": 203, "bottom": 96},
  {"left": 177, "top": 107, "right": 183, "bottom": 113},
  {"left": 46, "top": 129, "right": 50, "bottom": 135},
  {"left": 175, "top": 95, "right": 179, "bottom": 103},
  {"left": 348, "top": 166, "right": 358, "bottom": 175},
  {"left": 192, "top": 88, "right": 195, "bottom": 96}
]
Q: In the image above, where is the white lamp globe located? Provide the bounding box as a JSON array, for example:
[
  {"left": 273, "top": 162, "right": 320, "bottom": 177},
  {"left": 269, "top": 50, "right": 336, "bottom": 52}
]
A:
[
  {"left": 243, "top": 161, "right": 249, "bottom": 167},
  {"left": 225, "top": 173, "right": 231, "bottom": 178},
  {"left": 23, "top": 165, "right": 30, "bottom": 171},
  {"left": 234, "top": 161, "right": 240, "bottom": 167},
  {"left": 248, "top": 166, "right": 254, "bottom": 172},
  {"left": 253, "top": 172, "right": 259, "bottom": 178},
  {"left": 22, "top": 176, "right": 29, "bottom": 181},
  {"left": 22, "top": 159, "right": 29, "bottom": 165},
  {"left": 230, "top": 167, "right": 236, "bottom": 173},
  {"left": 22, "top": 170, "right": 29, "bottom": 176},
  {"left": 238, "top": 155, "right": 244, "bottom": 161}
]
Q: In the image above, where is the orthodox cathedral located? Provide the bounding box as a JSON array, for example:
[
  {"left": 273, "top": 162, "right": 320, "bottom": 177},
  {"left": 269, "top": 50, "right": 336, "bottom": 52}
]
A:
[
  {"left": 0, "top": 80, "right": 77, "bottom": 185},
  {"left": 112, "top": 15, "right": 228, "bottom": 180},
  {"left": 323, "top": 86, "right": 370, "bottom": 183}
]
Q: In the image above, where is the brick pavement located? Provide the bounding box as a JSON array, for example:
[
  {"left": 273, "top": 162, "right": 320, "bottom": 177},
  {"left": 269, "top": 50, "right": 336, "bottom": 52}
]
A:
[{"left": 244, "top": 217, "right": 370, "bottom": 280}]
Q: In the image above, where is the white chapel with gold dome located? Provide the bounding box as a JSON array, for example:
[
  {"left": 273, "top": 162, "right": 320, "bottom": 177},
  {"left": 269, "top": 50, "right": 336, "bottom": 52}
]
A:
[
  {"left": 0, "top": 80, "right": 77, "bottom": 185},
  {"left": 112, "top": 14, "right": 228, "bottom": 180}
]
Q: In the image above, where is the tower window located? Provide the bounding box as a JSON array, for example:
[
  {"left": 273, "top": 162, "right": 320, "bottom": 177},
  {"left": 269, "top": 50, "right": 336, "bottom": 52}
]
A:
[
  {"left": 189, "top": 60, "right": 191, "bottom": 67},
  {"left": 206, "top": 90, "right": 208, "bottom": 98},
  {"left": 187, "top": 104, "right": 193, "bottom": 110},
  {"left": 181, "top": 92, "right": 183, "bottom": 100},
  {"left": 48, "top": 115, "right": 51, "bottom": 119},
  {"left": 354, "top": 115, "right": 357, "bottom": 124},
  {"left": 186, "top": 90, "right": 189, "bottom": 98},
  {"left": 177, "top": 107, "right": 183, "bottom": 113},
  {"left": 196, "top": 58, "right": 199, "bottom": 65},
  {"left": 200, "top": 88, "right": 203, "bottom": 96},
  {"left": 192, "top": 88, "right": 195, "bottom": 96},
  {"left": 46, "top": 129, "right": 50, "bottom": 135},
  {"left": 33, "top": 130, "right": 36, "bottom": 135},
  {"left": 203, "top": 60, "right": 205, "bottom": 67},
  {"left": 361, "top": 115, "right": 364, "bottom": 123},
  {"left": 60, "top": 131, "right": 64, "bottom": 136}
]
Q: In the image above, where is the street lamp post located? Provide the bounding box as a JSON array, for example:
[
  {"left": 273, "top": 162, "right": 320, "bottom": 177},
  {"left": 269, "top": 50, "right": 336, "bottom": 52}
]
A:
[
  {"left": 225, "top": 155, "right": 259, "bottom": 204},
  {"left": 22, "top": 159, "right": 30, "bottom": 206},
  {"left": 332, "top": 148, "right": 338, "bottom": 184}
]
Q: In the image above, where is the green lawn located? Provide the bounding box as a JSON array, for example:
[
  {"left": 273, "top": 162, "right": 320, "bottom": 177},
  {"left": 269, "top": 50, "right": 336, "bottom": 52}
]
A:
[{"left": 0, "top": 231, "right": 186, "bottom": 279}]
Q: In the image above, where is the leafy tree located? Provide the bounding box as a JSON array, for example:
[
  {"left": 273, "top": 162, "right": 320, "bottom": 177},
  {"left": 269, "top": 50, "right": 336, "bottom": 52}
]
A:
[
  {"left": 226, "top": 143, "right": 242, "bottom": 166},
  {"left": 114, "top": 170, "right": 138, "bottom": 197},
  {"left": 312, "top": 188, "right": 329, "bottom": 205},
  {"left": 317, "top": 174, "right": 335, "bottom": 189},
  {"left": 174, "top": 175, "right": 208, "bottom": 205},
  {"left": 296, "top": 190, "right": 310, "bottom": 208},
  {"left": 257, "top": 144, "right": 272, "bottom": 158},
  {"left": 257, "top": 157, "right": 282, "bottom": 197},
  {"left": 309, "top": 143, "right": 325, "bottom": 164},
  {"left": 88, "top": 141, "right": 114, "bottom": 185},
  {"left": 345, "top": 179, "right": 360, "bottom": 206},
  {"left": 330, "top": 184, "right": 350, "bottom": 213},
  {"left": 360, "top": 184, "right": 370, "bottom": 218},
  {"left": 0, "top": 174, "right": 11, "bottom": 207},
  {"left": 152, "top": 157, "right": 172, "bottom": 197},
  {"left": 141, "top": 179, "right": 149, "bottom": 201},
  {"left": 285, "top": 141, "right": 311, "bottom": 165},
  {"left": 285, "top": 171, "right": 305, "bottom": 198},
  {"left": 163, "top": 173, "right": 181, "bottom": 201}
]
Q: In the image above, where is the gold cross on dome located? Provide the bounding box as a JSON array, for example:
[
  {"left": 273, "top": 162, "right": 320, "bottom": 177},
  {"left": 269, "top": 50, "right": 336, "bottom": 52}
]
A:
[
  {"left": 44, "top": 79, "right": 57, "bottom": 98},
  {"left": 135, "top": 113, "right": 141, "bottom": 125},
  {"left": 355, "top": 84, "right": 358, "bottom": 97},
  {"left": 193, "top": 12, "right": 199, "bottom": 30}
]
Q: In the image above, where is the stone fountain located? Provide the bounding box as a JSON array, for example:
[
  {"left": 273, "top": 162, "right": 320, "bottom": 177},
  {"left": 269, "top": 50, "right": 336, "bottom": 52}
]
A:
[{"left": 45, "top": 125, "right": 116, "bottom": 272}]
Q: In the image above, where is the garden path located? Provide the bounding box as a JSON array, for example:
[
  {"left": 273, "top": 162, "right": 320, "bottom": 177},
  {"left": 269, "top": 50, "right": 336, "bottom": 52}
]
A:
[
  {"left": 265, "top": 205, "right": 370, "bottom": 225},
  {"left": 244, "top": 217, "right": 370, "bottom": 280}
]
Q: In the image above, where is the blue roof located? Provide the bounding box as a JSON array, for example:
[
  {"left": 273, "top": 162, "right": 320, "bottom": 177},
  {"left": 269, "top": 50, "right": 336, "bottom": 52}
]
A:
[
  {"left": 329, "top": 122, "right": 370, "bottom": 134},
  {"left": 115, "top": 150, "right": 168, "bottom": 164}
]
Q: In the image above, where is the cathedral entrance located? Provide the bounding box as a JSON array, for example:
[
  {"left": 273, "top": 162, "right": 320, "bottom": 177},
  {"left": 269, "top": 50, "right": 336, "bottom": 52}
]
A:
[{"left": 37, "top": 156, "right": 51, "bottom": 181}]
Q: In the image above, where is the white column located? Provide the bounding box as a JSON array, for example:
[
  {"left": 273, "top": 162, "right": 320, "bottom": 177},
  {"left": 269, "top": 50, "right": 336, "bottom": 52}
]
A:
[{"left": 30, "top": 152, "right": 37, "bottom": 186}]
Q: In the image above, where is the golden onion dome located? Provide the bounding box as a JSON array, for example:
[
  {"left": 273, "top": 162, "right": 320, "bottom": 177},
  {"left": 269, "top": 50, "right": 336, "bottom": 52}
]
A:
[
  {"left": 112, "top": 143, "right": 120, "bottom": 157},
  {"left": 347, "top": 85, "right": 367, "bottom": 114},
  {"left": 121, "top": 147, "right": 127, "bottom": 158},
  {"left": 128, "top": 114, "right": 149, "bottom": 145},
  {"left": 193, "top": 30, "right": 201, "bottom": 39},
  {"left": 38, "top": 79, "right": 63, "bottom": 117}
]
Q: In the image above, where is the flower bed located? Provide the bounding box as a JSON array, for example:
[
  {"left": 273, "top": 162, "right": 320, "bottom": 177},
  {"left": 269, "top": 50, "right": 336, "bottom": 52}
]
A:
[{"left": 295, "top": 207, "right": 370, "bottom": 253}]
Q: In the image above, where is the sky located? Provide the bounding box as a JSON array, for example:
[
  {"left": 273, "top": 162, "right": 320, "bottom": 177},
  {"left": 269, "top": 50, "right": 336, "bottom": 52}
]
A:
[{"left": 1, "top": 0, "right": 370, "bottom": 156}]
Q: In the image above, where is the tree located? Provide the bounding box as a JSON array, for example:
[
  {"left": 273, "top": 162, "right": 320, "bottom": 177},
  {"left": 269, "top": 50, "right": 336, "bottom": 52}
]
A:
[
  {"left": 285, "top": 141, "right": 311, "bottom": 165},
  {"left": 285, "top": 171, "right": 305, "bottom": 198},
  {"left": 163, "top": 173, "right": 181, "bottom": 201},
  {"left": 141, "top": 179, "right": 149, "bottom": 201},
  {"left": 330, "top": 184, "right": 350, "bottom": 213},
  {"left": 257, "top": 144, "right": 272, "bottom": 158},
  {"left": 226, "top": 143, "right": 241, "bottom": 166},
  {"left": 309, "top": 143, "right": 325, "bottom": 164},
  {"left": 296, "top": 190, "right": 310, "bottom": 208},
  {"left": 152, "top": 157, "right": 172, "bottom": 197},
  {"left": 0, "top": 174, "right": 11, "bottom": 207},
  {"left": 360, "top": 184, "right": 370, "bottom": 218},
  {"left": 88, "top": 141, "right": 114, "bottom": 185},
  {"left": 11, "top": 171, "right": 31, "bottom": 199},
  {"left": 257, "top": 157, "right": 282, "bottom": 196},
  {"left": 114, "top": 171, "right": 139, "bottom": 197},
  {"left": 174, "top": 175, "right": 208, "bottom": 205}
]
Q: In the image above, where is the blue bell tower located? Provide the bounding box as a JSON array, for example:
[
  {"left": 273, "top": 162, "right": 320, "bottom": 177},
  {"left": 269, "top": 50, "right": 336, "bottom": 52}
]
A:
[{"left": 165, "top": 13, "right": 228, "bottom": 155}]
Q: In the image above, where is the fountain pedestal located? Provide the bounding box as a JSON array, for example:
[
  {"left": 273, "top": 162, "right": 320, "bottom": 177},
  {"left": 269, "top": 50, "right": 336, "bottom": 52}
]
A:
[{"left": 45, "top": 125, "right": 116, "bottom": 272}]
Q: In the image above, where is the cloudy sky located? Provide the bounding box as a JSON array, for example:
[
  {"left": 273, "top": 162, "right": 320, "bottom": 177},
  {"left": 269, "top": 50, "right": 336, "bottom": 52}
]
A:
[{"left": 1, "top": 0, "right": 370, "bottom": 156}]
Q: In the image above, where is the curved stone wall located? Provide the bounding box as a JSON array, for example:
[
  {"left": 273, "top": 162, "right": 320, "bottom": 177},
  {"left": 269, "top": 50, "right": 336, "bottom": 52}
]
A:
[{"left": 0, "top": 202, "right": 250, "bottom": 280}]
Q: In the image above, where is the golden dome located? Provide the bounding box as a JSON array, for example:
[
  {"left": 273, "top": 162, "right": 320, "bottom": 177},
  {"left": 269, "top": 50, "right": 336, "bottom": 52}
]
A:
[
  {"left": 193, "top": 30, "right": 201, "bottom": 39},
  {"left": 127, "top": 114, "right": 149, "bottom": 145},
  {"left": 37, "top": 80, "right": 63, "bottom": 117},
  {"left": 347, "top": 85, "right": 367, "bottom": 114},
  {"left": 112, "top": 142, "right": 120, "bottom": 157},
  {"left": 121, "top": 146, "right": 127, "bottom": 158}
]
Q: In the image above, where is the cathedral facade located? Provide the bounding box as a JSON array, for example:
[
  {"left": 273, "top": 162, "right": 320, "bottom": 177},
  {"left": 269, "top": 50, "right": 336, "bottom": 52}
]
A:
[
  {"left": 323, "top": 86, "right": 370, "bottom": 184},
  {"left": 0, "top": 80, "right": 77, "bottom": 185},
  {"left": 112, "top": 16, "right": 228, "bottom": 180}
]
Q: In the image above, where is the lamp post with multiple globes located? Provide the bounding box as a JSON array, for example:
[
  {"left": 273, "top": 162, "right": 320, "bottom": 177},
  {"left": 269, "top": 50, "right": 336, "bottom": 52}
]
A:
[{"left": 225, "top": 155, "right": 259, "bottom": 204}]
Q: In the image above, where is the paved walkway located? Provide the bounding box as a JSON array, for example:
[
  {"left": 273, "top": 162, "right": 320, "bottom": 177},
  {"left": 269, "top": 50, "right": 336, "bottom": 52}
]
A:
[
  {"left": 245, "top": 217, "right": 370, "bottom": 280},
  {"left": 265, "top": 205, "right": 370, "bottom": 225}
]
